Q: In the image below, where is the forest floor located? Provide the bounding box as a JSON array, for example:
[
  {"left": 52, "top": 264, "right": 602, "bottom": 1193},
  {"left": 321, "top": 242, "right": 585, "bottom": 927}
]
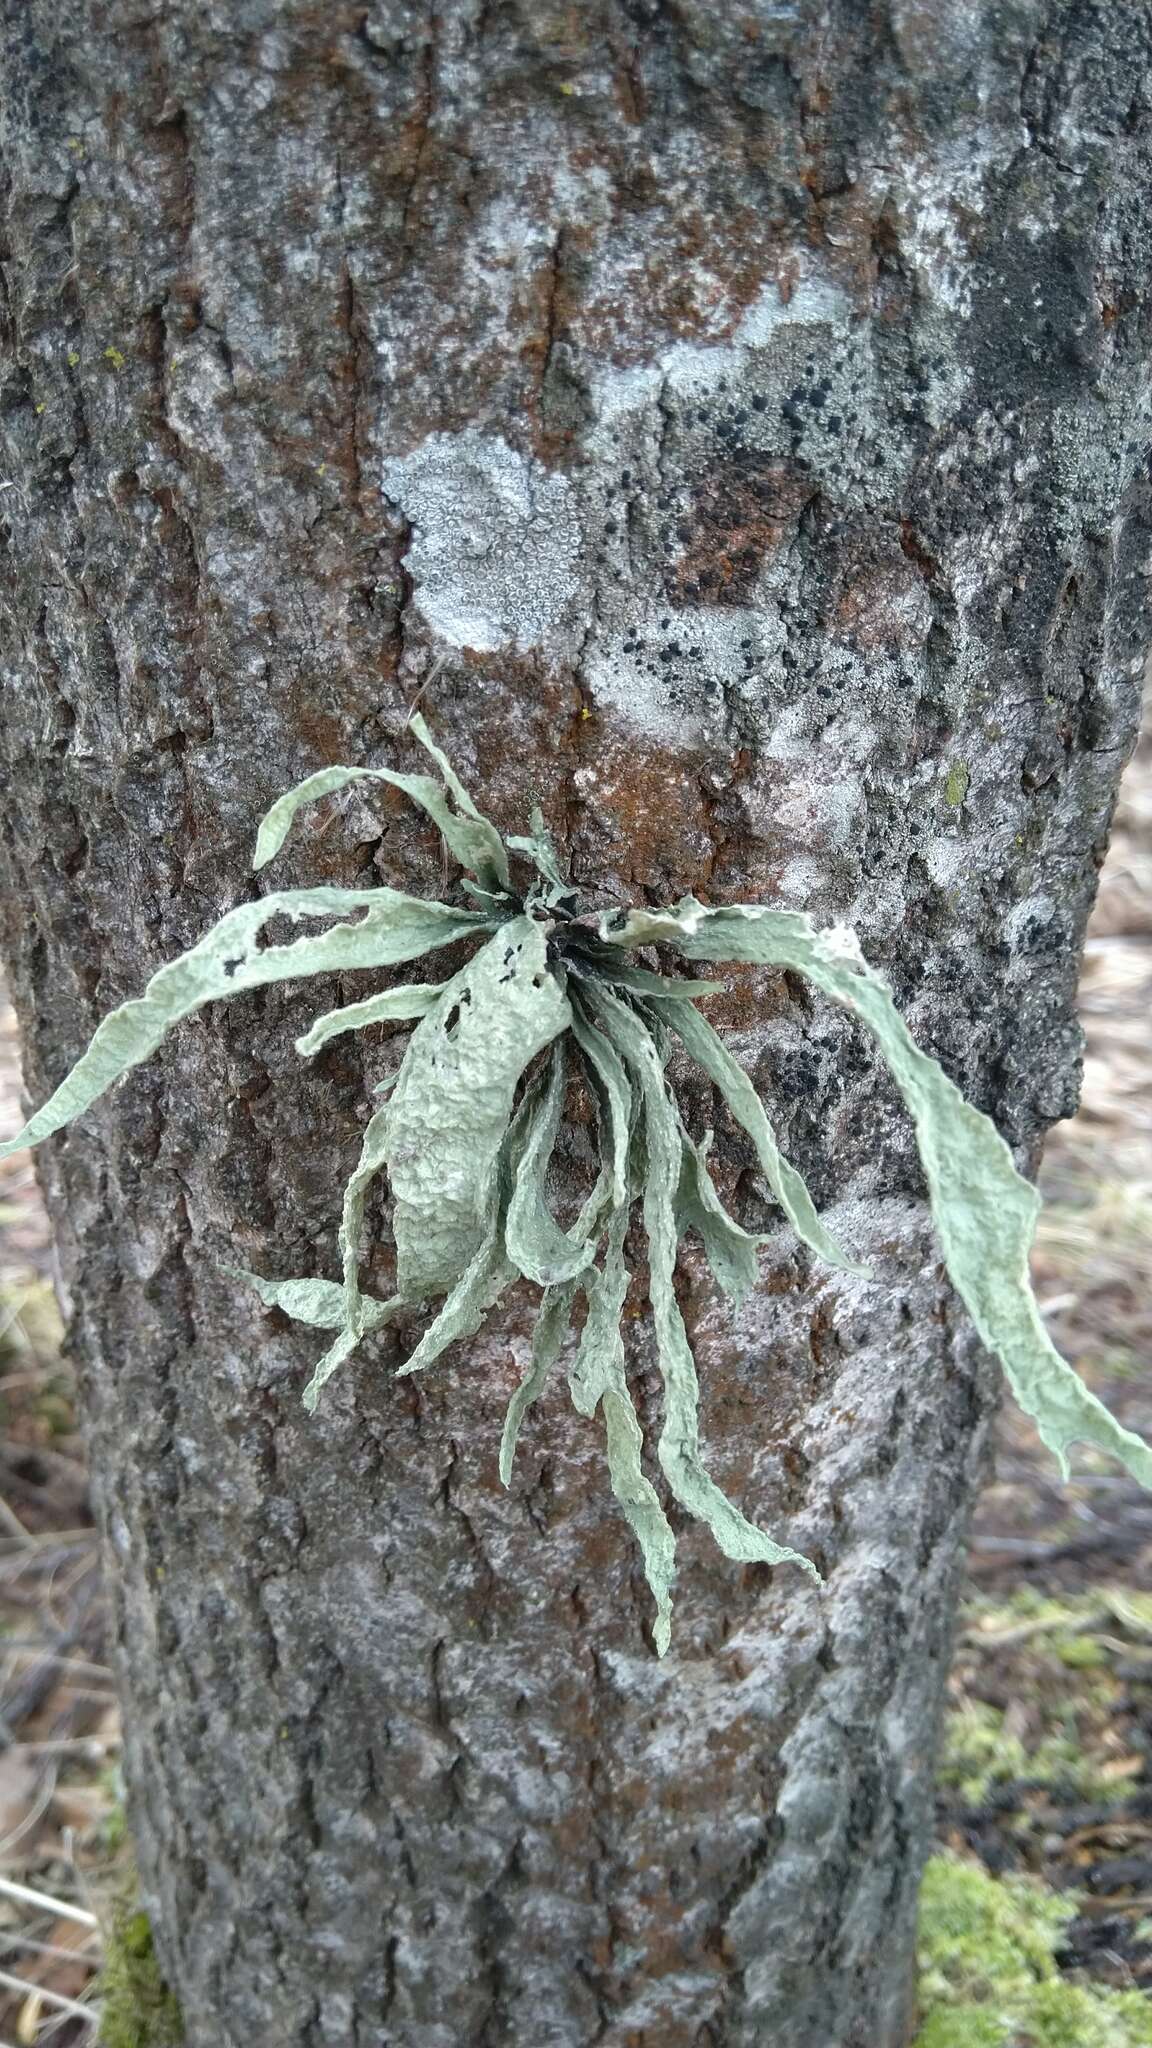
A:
[{"left": 0, "top": 713, "right": 1149, "bottom": 2045}]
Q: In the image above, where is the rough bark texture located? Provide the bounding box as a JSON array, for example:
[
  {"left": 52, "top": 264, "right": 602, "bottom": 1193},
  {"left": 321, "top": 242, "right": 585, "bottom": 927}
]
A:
[{"left": 1, "top": 5, "right": 1150, "bottom": 2044}]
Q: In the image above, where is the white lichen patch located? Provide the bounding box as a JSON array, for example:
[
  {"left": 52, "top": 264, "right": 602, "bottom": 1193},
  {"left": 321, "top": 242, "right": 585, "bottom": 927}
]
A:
[
  {"left": 590, "top": 275, "right": 851, "bottom": 421},
  {"left": 847, "top": 872, "right": 908, "bottom": 939},
  {"left": 582, "top": 608, "right": 785, "bottom": 743},
  {"left": 780, "top": 774, "right": 865, "bottom": 854},
  {"left": 1001, "top": 892, "right": 1057, "bottom": 960},
  {"left": 924, "top": 833, "right": 969, "bottom": 890},
  {"left": 377, "top": 261, "right": 880, "bottom": 742},
  {"left": 777, "top": 854, "right": 831, "bottom": 903},
  {"left": 817, "top": 924, "right": 867, "bottom": 969},
  {"left": 381, "top": 429, "right": 582, "bottom": 652}
]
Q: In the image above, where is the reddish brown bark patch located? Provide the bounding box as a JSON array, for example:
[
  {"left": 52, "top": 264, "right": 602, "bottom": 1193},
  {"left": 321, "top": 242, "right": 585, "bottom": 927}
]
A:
[
  {"left": 828, "top": 532, "right": 935, "bottom": 653},
  {"left": 670, "top": 465, "right": 817, "bottom": 606}
]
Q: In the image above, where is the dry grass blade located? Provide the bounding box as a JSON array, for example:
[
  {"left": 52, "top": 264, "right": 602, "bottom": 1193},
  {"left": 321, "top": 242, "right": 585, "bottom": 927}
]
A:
[
  {"left": 0, "top": 1881, "right": 96, "bottom": 1931},
  {"left": 0, "top": 1968, "right": 92, "bottom": 2019},
  {"left": 0, "top": 1936, "right": 97, "bottom": 1966},
  {"left": 0, "top": 1657, "right": 112, "bottom": 1685}
]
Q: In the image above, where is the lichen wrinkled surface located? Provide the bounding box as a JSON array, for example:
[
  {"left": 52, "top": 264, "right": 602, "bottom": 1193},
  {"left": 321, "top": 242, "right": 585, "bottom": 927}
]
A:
[{"left": 5, "top": 722, "right": 1150, "bottom": 1652}]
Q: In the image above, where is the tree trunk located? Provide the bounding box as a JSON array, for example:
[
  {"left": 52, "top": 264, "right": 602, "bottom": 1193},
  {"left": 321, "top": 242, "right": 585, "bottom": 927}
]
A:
[{"left": 1, "top": 4, "right": 1149, "bottom": 2043}]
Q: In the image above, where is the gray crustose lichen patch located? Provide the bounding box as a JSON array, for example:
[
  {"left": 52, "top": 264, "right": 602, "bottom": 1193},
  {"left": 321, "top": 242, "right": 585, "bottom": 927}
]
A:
[{"left": 381, "top": 430, "right": 582, "bottom": 653}]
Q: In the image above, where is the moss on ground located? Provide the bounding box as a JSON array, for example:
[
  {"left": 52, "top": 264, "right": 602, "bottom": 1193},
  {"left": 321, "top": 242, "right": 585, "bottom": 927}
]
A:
[
  {"left": 915, "top": 1855, "right": 1152, "bottom": 2047},
  {"left": 938, "top": 1694, "right": 1123, "bottom": 1810},
  {"left": 938, "top": 1588, "right": 1147, "bottom": 1811},
  {"left": 97, "top": 1900, "right": 183, "bottom": 2048}
]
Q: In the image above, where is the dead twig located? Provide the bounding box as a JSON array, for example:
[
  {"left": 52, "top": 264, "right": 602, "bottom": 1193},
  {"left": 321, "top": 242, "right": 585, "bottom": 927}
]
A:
[{"left": 0, "top": 1876, "right": 97, "bottom": 1929}]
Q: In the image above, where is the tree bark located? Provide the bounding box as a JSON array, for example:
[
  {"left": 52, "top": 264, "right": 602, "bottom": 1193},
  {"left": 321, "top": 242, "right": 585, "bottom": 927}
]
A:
[{"left": 1, "top": 4, "right": 1150, "bottom": 2043}]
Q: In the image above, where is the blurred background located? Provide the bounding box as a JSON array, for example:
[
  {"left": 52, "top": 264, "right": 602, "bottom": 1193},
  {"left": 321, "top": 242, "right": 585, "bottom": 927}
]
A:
[{"left": 0, "top": 702, "right": 1149, "bottom": 2046}]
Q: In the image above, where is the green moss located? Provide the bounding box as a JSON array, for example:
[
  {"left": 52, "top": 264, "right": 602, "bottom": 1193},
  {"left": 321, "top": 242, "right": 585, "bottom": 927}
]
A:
[
  {"left": 1053, "top": 1633, "right": 1106, "bottom": 1670},
  {"left": 940, "top": 1587, "right": 1143, "bottom": 1810},
  {"left": 0, "top": 1271, "right": 64, "bottom": 1371},
  {"left": 965, "top": 1588, "right": 1088, "bottom": 1630},
  {"left": 1102, "top": 1589, "right": 1152, "bottom": 1637},
  {"left": 915, "top": 1855, "right": 1152, "bottom": 2048},
  {"left": 97, "top": 1902, "right": 183, "bottom": 2048},
  {"left": 943, "top": 761, "right": 970, "bottom": 807},
  {"left": 938, "top": 1697, "right": 1120, "bottom": 1808},
  {"left": 939, "top": 1700, "right": 1031, "bottom": 1805}
]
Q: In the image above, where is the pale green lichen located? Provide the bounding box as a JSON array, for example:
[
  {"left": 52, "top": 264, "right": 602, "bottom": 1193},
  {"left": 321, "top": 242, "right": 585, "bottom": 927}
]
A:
[
  {"left": 4, "top": 722, "right": 1152, "bottom": 1652},
  {"left": 915, "top": 1855, "right": 1152, "bottom": 2048}
]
